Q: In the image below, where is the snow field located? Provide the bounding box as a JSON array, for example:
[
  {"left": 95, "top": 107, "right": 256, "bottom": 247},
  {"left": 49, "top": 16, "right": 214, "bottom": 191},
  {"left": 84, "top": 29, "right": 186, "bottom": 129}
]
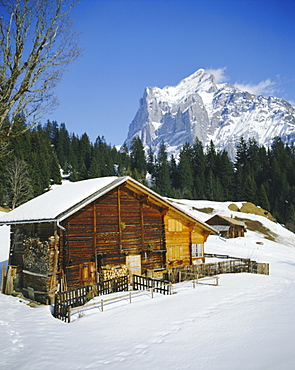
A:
[{"left": 1, "top": 203, "right": 295, "bottom": 369}]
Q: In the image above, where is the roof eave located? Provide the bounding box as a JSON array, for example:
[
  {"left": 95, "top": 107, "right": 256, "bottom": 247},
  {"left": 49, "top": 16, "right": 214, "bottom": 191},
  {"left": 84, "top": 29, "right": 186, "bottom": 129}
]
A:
[{"left": 0, "top": 218, "right": 58, "bottom": 226}]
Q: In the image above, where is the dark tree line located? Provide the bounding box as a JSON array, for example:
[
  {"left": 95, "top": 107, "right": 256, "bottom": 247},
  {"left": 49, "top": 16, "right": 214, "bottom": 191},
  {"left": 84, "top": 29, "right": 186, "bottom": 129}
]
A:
[
  {"left": 1, "top": 120, "right": 295, "bottom": 228},
  {"left": 0, "top": 120, "right": 61, "bottom": 209},
  {"left": 147, "top": 136, "right": 295, "bottom": 227}
]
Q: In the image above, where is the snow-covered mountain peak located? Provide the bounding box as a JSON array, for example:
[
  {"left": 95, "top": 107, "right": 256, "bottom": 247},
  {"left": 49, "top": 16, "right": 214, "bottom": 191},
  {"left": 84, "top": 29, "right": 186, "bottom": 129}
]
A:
[
  {"left": 147, "top": 69, "right": 218, "bottom": 107},
  {"left": 126, "top": 69, "right": 295, "bottom": 159}
]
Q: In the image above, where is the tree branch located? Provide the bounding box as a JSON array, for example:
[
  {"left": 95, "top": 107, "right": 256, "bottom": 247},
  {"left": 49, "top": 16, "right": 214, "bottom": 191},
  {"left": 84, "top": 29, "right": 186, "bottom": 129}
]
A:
[{"left": 0, "top": 0, "right": 82, "bottom": 140}]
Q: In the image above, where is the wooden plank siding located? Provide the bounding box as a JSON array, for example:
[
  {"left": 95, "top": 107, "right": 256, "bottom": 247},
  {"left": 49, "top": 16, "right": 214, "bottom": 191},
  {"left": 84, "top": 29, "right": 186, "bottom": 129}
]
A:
[
  {"left": 165, "top": 210, "right": 210, "bottom": 267},
  {"left": 165, "top": 211, "right": 191, "bottom": 267},
  {"left": 59, "top": 185, "right": 167, "bottom": 287}
]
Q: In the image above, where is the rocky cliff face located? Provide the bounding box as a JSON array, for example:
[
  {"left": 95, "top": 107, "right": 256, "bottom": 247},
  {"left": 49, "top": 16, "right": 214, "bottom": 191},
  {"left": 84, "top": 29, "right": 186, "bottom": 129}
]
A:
[{"left": 125, "top": 69, "right": 295, "bottom": 159}]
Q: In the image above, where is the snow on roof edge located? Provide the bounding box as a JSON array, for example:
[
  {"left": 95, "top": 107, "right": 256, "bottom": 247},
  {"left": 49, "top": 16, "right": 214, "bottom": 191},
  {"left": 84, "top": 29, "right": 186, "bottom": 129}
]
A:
[
  {"left": 0, "top": 177, "right": 128, "bottom": 224},
  {"left": 0, "top": 176, "right": 216, "bottom": 234}
]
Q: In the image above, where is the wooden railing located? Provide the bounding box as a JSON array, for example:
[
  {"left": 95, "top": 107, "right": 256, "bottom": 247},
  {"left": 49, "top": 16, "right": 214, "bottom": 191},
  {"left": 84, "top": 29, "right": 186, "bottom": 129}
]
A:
[
  {"left": 97, "top": 275, "right": 128, "bottom": 295},
  {"left": 133, "top": 274, "right": 171, "bottom": 295},
  {"left": 169, "top": 256, "right": 269, "bottom": 283},
  {"left": 54, "top": 274, "right": 172, "bottom": 322},
  {"left": 53, "top": 276, "right": 129, "bottom": 322},
  {"left": 67, "top": 282, "right": 173, "bottom": 323}
]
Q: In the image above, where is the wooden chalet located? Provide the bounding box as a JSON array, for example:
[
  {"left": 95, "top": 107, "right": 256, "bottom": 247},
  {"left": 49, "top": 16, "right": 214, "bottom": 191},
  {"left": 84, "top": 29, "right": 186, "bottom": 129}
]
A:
[
  {"left": 1, "top": 176, "right": 216, "bottom": 303},
  {"left": 206, "top": 215, "right": 246, "bottom": 238}
]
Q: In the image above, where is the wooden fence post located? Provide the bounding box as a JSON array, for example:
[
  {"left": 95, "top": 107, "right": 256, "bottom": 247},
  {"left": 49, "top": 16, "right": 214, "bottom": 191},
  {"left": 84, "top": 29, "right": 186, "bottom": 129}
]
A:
[
  {"left": 1, "top": 264, "right": 7, "bottom": 293},
  {"left": 67, "top": 307, "right": 71, "bottom": 323}
]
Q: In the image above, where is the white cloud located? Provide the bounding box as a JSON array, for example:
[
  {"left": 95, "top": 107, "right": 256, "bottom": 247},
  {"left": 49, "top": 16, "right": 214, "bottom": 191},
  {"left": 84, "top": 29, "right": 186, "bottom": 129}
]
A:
[
  {"left": 205, "top": 67, "right": 229, "bottom": 83},
  {"left": 234, "top": 79, "right": 277, "bottom": 96},
  {"left": 205, "top": 68, "right": 283, "bottom": 98}
]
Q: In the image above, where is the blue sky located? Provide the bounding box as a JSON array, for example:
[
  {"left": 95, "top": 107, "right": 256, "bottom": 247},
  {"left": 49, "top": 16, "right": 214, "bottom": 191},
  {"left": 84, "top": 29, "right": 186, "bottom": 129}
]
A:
[{"left": 48, "top": 0, "right": 295, "bottom": 145}]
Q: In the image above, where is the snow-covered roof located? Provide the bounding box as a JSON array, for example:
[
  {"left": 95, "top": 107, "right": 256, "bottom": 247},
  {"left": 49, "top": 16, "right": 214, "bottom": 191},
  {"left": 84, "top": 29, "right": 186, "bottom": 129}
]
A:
[
  {"left": 0, "top": 177, "right": 126, "bottom": 224},
  {"left": 0, "top": 176, "right": 216, "bottom": 234}
]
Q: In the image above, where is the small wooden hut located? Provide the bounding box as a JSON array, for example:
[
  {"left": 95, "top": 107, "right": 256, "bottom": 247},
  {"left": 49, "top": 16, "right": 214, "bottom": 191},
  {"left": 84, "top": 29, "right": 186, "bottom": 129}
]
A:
[
  {"left": 206, "top": 215, "right": 246, "bottom": 238},
  {"left": 1, "top": 176, "right": 215, "bottom": 303}
]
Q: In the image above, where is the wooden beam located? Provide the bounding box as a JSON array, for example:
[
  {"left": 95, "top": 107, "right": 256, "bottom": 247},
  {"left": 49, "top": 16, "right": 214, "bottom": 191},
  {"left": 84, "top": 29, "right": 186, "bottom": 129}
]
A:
[
  {"left": 117, "top": 187, "right": 122, "bottom": 253},
  {"left": 189, "top": 225, "right": 193, "bottom": 265},
  {"left": 93, "top": 201, "right": 97, "bottom": 254},
  {"left": 140, "top": 205, "right": 144, "bottom": 250},
  {"left": 93, "top": 201, "right": 98, "bottom": 281}
]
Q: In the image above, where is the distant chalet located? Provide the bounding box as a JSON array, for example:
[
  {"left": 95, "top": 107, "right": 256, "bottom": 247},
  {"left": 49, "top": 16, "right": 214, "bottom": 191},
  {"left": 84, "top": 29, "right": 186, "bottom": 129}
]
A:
[
  {"left": 206, "top": 215, "right": 246, "bottom": 238},
  {"left": 1, "top": 176, "right": 216, "bottom": 304}
]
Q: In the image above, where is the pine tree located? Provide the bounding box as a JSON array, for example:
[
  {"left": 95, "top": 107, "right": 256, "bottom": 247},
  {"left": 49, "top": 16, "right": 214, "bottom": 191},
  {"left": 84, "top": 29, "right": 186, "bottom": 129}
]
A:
[
  {"left": 243, "top": 175, "right": 257, "bottom": 203},
  {"left": 247, "top": 138, "right": 260, "bottom": 178},
  {"left": 20, "top": 126, "right": 61, "bottom": 195},
  {"left": 88, "top": 157, "right": 100, "bottom": 178},
  {"left": 130, "top": 137, "right": 146, "bottom": 180},
  {"left": 147, "top": 146, "right": 156, "bottom": 180},
  {"left": 94, "top": 136, "right": 116, "bottom": 177},
  {"left": 118, "top": 143, "right": 131, "bottom": 176},
  {"left": 169, "top": 154, "right": 180, "bottom": 191},
  {"left": 256, "top": 145, "right": 269, "bottom": 188},
  {"left": 216, "top": 151, "right": 234, "bottom": 201},
  {"left": 205, "top": 140, "right": 217, "bottom": 174},
  {"left": 192, "top": 138, "right": 206, "bottom": 198},
  {"left": 79, "top": 133, "right": 92, "bottom": 175},
  {"left": 205, "top": 141, "right": 221, "bottom": 200},
  {"left": 235, "top": 137, "right": 249, "bottom": 168},
  {"left": 257, "top": 184, "right": 270, "bottom": 211},
  {"left": 78, "top": 162, "right": 88, "bottom": 180},
  {"left": 55, "top": 123, "right": 71, "bottom": 171},
  {"left": 44, "top": 120, "right": 59, "bottom": 146},
  {"left": 205, "top": 169, "right": 215, "bottom": 200},
  {"left": 50, "top": 153, "right": 62, "bottom": 185},
  {"left": 234, "top": 162, "right": 244, "bottom": 200},
  {"left": 68, "top": 134, "right": 80, "bottom": 173},
  {"left": 155, "top": 141, "right": 171, "bottom": 196},
  {"left": 179, "top": 144, "right": 194, "bottom": 199}
]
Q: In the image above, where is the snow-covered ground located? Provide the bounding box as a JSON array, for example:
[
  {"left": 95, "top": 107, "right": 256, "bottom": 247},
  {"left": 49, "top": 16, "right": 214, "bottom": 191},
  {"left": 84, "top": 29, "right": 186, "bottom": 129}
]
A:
[{"left": 1, "top": 201, "right": 295, "bottom": 370}]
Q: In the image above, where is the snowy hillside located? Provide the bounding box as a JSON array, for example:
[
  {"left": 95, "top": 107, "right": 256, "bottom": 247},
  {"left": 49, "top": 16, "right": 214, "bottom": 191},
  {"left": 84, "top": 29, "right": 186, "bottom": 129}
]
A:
[
  {"left": 1, "top": 202, "right": 295, "bottom": 370},
  {"left": 125, "top": 69, "right": 295, "bottom": 159}
]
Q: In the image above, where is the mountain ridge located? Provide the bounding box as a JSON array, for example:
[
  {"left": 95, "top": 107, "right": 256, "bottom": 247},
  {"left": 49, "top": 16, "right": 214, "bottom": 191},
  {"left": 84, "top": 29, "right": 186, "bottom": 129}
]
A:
[{"left": 125, "top": 69, "right": 295, "bottom": 159}]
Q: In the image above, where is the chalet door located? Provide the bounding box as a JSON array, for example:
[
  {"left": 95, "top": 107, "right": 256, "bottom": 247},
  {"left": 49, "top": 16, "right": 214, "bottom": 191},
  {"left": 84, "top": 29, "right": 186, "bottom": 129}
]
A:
[
  {"left": 79, "top": 262, "right": 96, "bottom": 285},
  {"left": 126, "top": 255, "right": 141, "bottom": 276}
]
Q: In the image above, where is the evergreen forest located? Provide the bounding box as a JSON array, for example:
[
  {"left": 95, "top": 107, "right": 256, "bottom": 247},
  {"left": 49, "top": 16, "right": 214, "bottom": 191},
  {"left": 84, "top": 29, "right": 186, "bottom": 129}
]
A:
[{"left": 1, "top": 121, "right": 295, "bottom": 230}]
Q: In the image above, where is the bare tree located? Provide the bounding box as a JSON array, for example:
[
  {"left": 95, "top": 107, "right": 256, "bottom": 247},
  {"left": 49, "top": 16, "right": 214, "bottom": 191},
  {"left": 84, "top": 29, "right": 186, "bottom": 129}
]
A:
[
  {"left": 5, "top": 157, "right": 33, "bottom": 209},
  {"left": 0, "top": 0, "right": 82, "bottom": 141}
]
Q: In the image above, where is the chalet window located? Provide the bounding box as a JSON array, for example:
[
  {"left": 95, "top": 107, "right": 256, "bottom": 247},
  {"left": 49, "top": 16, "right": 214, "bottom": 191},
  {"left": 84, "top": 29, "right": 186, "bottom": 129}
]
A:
[
  {"left": 168, "top": 219, "right": 183, "bottom": 232},
  {"left": 191, "top": 243, "right": 203, "bottom": 258}
]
